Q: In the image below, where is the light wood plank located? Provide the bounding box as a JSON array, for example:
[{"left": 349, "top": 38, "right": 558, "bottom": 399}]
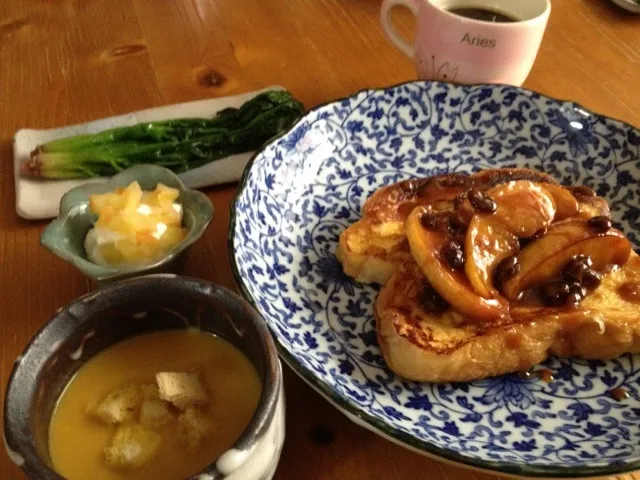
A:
[{"left": 0, "top": 4, "right": 162, "bottom": 478}]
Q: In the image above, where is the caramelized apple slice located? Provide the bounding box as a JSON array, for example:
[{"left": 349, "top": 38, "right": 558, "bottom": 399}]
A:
[
  {"left": 406, "top": 207, "right": 508, "bottom": 321},
  {"left": 460, "top": 181, "right": 554, "bottom": 298},
  {"left": 577, "top": 197, "right": 610, "bottom": 220},
  {"left": 487, "top": 181, "right": 556, "bottom": 238},
  {"left": 543, "top": 184, "right": 579, "bottom": 220},
  {"left": 465, "top": 216, "right": 520, "bottom": 298},
  {"left": 502, "top": 221, "right": 631, "bottom": 299}
]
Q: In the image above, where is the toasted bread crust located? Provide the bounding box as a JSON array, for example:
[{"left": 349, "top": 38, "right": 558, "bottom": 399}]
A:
[
  {"left": 376, "top": 256, "right": 640, "bottom": 383},
  {"left": 336, "top": 220, "right": 410, "bottom": 285}
]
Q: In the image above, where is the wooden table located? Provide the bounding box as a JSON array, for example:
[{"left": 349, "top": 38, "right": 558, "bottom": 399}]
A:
[{"left": 1, "top": 1, "right": 639, "bottom": 479}]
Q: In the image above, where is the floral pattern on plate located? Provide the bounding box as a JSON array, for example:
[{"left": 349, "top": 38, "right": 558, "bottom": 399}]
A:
[{"left": 230, "top": 81, "right": 640, "bottom": 477}]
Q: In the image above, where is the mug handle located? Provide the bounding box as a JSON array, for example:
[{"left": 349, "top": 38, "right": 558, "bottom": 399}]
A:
[{"left": 380, "top": 0, "right": 420, "bottom": 59}]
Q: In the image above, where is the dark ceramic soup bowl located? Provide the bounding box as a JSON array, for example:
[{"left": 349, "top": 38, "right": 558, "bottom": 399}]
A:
[{"left": 3, "top": 275, "right": 285, "bottom": 480}]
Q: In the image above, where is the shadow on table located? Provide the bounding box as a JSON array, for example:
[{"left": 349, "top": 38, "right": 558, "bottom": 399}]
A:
[
  {"left": 581, "top": 0, "right": 640, "bottom": 20},
  {"left": 0, "top": 137, "right": 34, "bottom": 230}
]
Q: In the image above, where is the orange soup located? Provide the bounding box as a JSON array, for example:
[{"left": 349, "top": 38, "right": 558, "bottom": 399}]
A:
[{"left": 48, "top": 329, "right": 262, "bottom": 480}]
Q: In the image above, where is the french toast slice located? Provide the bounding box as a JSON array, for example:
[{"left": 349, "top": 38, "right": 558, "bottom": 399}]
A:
[
  {"left": 337, "top": 168, "right": 609, "bottom": 285},
  {"left": 376, "top": 256, "right": 640, "bottom": 383}
]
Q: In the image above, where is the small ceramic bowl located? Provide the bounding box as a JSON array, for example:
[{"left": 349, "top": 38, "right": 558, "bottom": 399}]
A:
[
  {"left": 3, "top": 275, "right": 285, "bottom": 480},
  {"left": 40, "top": 164, "right": 214, "bottom": 285}
]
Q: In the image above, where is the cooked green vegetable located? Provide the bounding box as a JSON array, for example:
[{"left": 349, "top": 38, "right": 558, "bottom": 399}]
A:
[{"left": 22, "top": 90, "right": 304, "bottom": 179}]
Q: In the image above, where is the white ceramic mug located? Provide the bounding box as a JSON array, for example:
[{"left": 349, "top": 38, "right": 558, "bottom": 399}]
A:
[{"left": 380, "top": 0, "right": 551, "bottom": 85}]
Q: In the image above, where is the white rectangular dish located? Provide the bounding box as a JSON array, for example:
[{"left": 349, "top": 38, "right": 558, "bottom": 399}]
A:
[{"left": 14, "top": 85, "right": 285, "bottom": 220}]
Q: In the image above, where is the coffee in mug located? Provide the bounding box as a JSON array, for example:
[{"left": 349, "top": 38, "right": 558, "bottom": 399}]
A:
[{"left": 380, "top": 0, "right": 551, "bottom": 86}]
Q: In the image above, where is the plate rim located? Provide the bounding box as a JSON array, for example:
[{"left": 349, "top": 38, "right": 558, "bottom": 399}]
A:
[{"left": 227, "top": 79, "right": 640, "bottom": 478}]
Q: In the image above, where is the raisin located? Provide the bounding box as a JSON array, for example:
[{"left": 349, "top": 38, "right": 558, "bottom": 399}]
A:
[
  {"left": 453, "top": 192, "right": 468, "bottom": 210},
  {"left": 571, "top": 185, "right": 596, "bottom": 198},
  {"left": 587, "top": 215, "right": 612, "bottom": 233},
  {"left": 468, "top": 189, "right": 497, "bottom": 213},
  {"left": 540, "top": 281, "right": 571, "bottom": 306},
  {"left": 572, "top": 254, "right": 593, "bottom": 268},
  {"left": 581, "top": 269, "right": 602, "bottom": 290},
  {"left": 442, "top": 240, "right": 465, "bottom": 269},
  {"left": 561, "top": 255, "right": 593, "bottom": 283},
  {"left": 447, "top": 214, "right": 468, "bottom": 235},
  {"left": 419, "top": 283, "right": 449, "bottom": 313},
  {"left": 494, "top": 256, "right": 520, "bottom": 287},
  {"left": 420, "top": 212, "right": 439, "bottom": 230},
  {"left": 566, "top": 282, "right": 587, "bottom": 306}
]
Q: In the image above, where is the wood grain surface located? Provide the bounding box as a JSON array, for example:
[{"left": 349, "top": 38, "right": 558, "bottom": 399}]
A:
[{"left": 1, "top": 1, "right": 639, "bottom": 479}]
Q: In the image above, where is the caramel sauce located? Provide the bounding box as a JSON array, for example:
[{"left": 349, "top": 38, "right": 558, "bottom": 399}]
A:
[
  {"left": 397, "top": 201, "right": 420, "bottom": 219},
  {"left": 417, "top": 182, "right": 467, "bottom": 202},
  {"left": 518, "top": 359, "right": 532, "bottom": 374},
  {"left": 505, "top": 331, "right": 522, "bottom": 349},
  {"left": 512, "top": 288, "right": 545, "bottom": 308},
  {"left": 389, "top": 237, "right": 410, "bottom": 253},
  {"left": 618, "top": 282, "right": 640, "bottom": 303},
  {"left": 535, "top": 368, "right": 554, "bottom": 384},
  {"left": 518, "top": 368, "right": 554, "bottom": 383},
  {"left": 609, "top": 387, "right": 629, "bottom": 401}
]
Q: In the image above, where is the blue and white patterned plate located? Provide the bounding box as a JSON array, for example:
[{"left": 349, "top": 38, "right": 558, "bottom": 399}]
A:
[{"left": 229, "top": 81, "right": 640, "bottom": 478}]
